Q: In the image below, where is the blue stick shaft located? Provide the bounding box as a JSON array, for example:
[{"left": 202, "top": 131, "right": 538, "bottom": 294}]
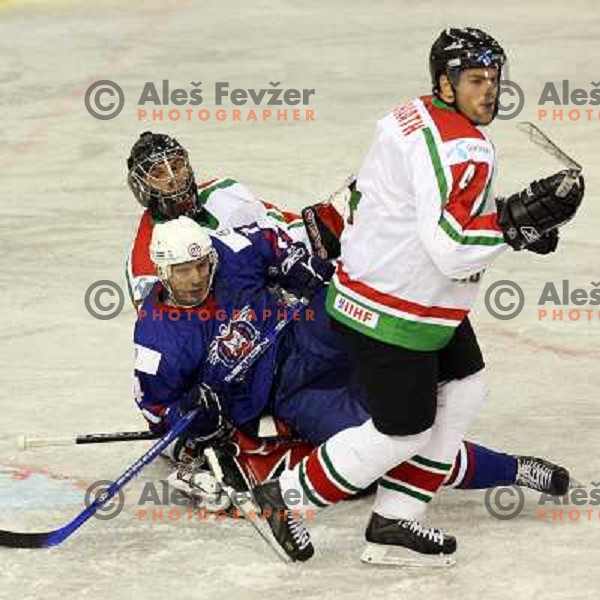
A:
[{"left": 46, "top": 410, "right": 198, "bottom": 546}]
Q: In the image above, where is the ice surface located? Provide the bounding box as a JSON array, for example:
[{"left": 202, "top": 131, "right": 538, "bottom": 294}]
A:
[{"left": 0, "top": 1, "right": 599, "bottom": 598}]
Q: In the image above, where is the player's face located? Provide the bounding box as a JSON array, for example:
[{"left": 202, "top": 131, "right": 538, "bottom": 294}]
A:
[
  {"left": 453, "top": 67, "right": 499, "bottom": 125},
  {"left": 168, "top": 257, "right": 212, "bottom": 306},
  {"left": 148, "top": 154, "right": 187, "bottom": 189},
  {"left": 147, "top": 154, "right": 196, "bottom": 218}
]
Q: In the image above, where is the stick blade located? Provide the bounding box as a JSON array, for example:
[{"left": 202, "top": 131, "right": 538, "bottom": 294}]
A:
[
  {"left": 0, "top": 529, "right": 58, "bottom": 548},
  {"left": 517, "top": 121, "right": 582, "bottom": 171}
]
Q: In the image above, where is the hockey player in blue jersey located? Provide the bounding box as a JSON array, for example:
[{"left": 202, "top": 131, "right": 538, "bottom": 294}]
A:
[
  {"left": 133, "top": 216, "right": 570, "bottom": 555},
  {"left": 134, "top": 215, "right": 357, "bottom": 445}
]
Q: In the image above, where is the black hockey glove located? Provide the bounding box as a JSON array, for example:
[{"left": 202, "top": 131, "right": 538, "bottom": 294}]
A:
[
  {"left": 174, "top": 383, "right": 229, "bottom": 444},
  {"left": 301, "top": 201, "right": 345, "bottom": 260},
  {"left": 525, "top": 228, "right": 559, "bottom": 255},
  {"left": 497, "top": 169, "right": 584, "bottom": 250},
  {"left": 272, "top": 243, "right": 335, "bottom": 300}
]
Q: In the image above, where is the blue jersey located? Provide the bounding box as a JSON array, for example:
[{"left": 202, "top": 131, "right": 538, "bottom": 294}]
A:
[{"left": 133, "top": 224, "right": 311, "bottom": 434}]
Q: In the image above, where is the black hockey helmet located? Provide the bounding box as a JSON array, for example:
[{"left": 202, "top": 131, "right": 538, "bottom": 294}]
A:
[
  {"left": 429, "top": 27, "right": 506, "bottom": 95},
  {"left": 127, "top": 131, "right": 199, "bottom": 219}
]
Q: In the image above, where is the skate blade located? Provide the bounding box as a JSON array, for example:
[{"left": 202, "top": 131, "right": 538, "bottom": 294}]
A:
[
  {"left": 568, "top": 476, "right": 585, "bottom": 490},
  {"left": 360, "top": 543, "right": 456, "bottom": 568}
]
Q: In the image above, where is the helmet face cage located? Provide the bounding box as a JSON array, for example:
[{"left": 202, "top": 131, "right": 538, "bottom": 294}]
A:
[{"left": 127, "top": 134, "right": 198, "bottom": 219}]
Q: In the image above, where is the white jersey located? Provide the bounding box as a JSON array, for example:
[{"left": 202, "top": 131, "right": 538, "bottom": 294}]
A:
[
  {"left": 326, "top": 95, "right": 507, "bottom": 351},
  {"left": 126, "top": 177, "right": 308, "bottom": 306}
]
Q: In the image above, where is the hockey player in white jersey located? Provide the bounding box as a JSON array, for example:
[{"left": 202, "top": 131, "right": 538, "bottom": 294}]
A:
[{"left": 254, "top": 27, "right": 585, "bottom": 566}]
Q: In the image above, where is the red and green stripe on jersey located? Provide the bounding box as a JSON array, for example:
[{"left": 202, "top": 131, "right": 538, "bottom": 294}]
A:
[
  {"left": 421, "top": 96, "right": 504, "bottom": 247},
  {"left": 261, "top": 200, "right": 304, "bottom": 230},
  {"left": 195, "top": 177, "right": 304, "bottom": 230},
  {"left": 326, "top": 263, "right": 468, "bottom": 351},
  {"left": 197, "top": 177, "right": 234, "bottom": 206}
]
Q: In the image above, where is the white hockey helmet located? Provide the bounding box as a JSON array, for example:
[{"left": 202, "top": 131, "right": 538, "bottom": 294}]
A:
[{"left": 150, "top": 216, "right": 218, "bottom": 303}]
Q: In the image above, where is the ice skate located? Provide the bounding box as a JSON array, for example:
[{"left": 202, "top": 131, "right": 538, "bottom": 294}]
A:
[
  {"left": 254, "top": 480, "right": 314, "bottom": 563},
  {"left": 361, "top": 513, "right": 456, "bottom": 567},
  {"left": 516, "top": 456, "right": 570, "bottom": 495}
]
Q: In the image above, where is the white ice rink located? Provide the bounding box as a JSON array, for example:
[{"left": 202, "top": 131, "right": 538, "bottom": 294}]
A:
[{"left": 0, "top": 0, "right": 599, "bottom": 598}]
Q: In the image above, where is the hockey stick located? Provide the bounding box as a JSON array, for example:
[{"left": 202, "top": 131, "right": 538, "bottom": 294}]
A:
[
  {"left": 204, "top": 447, "right": 292, "bottom": 564},
  {"left": 517, "top": 121, "right": 582, "bottom": 171},
  {"left": 0, "top": 305, "right": 304, "bottom": 549},
  {"left": 0, "top": 408, "right": 199, "bottom": 548},
  {"left": 16, "top": 417, "right": 295, "bottom": 450},
  {"left": 17, "top": 430, "right": 157, "bottom": 450},
  {"left": 517, "top": 121, "right": 582, "bottom": 197}
]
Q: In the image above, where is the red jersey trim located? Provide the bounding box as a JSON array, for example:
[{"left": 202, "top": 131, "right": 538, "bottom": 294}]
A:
[
  {"left": 421, "top": 95, "right": 485, "bottom": 143},
  {"left": 336, "top": 264, "right": 468, "bottom": 321},
  {"left": 261, "top": 200, "right": 301, "bottom": 224},
  {"left": 130, "top": 210, "right": 157, "bottom": 277}
]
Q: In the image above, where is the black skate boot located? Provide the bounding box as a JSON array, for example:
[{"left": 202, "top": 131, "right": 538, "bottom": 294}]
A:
[
  {"left": 362, "top": 512, "right": 457, "bottom": 567},
  {"left": 254, "top": 480, "right": 314, "bottom": 563},
  {"left": 516, "top": 456, "right": 570, "bottom": 495}
]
